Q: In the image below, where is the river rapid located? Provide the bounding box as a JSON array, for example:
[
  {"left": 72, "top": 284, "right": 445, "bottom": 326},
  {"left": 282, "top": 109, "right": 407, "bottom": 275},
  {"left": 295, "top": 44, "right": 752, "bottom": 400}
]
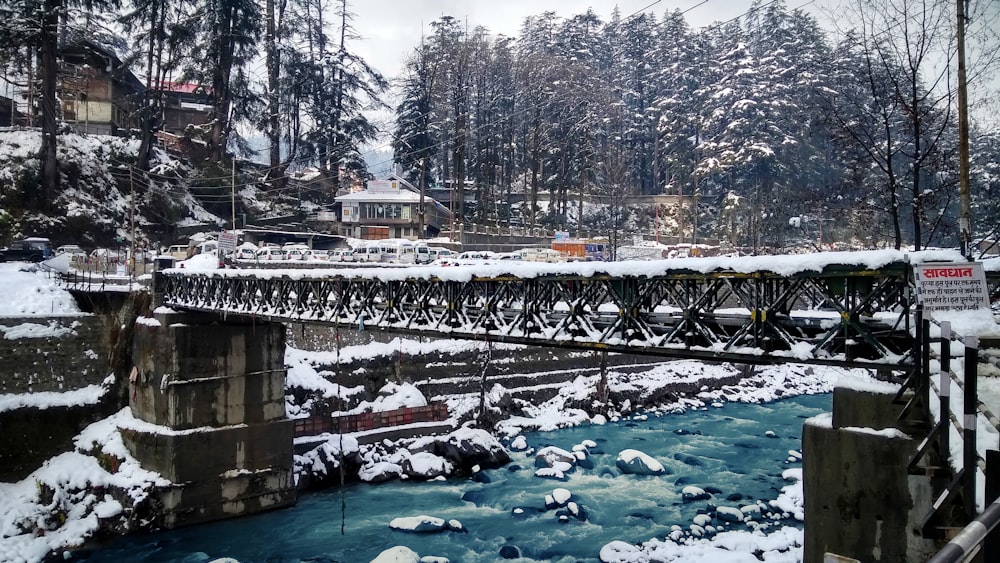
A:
[{"left": 75, "top": 394, "right": 829, "bottom": 563}]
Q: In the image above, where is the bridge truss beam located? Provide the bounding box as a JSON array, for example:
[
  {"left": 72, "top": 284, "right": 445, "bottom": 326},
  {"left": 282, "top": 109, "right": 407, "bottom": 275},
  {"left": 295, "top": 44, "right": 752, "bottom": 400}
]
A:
[{"left": 159, "top": 261, "right": 924, "bottom": 370}]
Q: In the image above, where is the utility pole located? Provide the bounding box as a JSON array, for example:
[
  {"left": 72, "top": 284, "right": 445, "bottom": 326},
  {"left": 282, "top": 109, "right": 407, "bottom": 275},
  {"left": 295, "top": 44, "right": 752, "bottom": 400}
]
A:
[
  {"left": 129, "top": 167, "right": 136, "bottom": 279},
  {"left": 956, "top": 0, "right": 973, "bottom": 260},
  {"left": 231, "top": 159, "right": 237, "bottom": 229}
]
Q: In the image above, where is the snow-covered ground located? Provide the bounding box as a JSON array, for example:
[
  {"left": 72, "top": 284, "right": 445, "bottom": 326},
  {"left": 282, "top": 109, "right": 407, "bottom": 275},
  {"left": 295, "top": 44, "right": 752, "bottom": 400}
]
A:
[{"left": 1, "top": 256, "right": 998, "bottom": 563}]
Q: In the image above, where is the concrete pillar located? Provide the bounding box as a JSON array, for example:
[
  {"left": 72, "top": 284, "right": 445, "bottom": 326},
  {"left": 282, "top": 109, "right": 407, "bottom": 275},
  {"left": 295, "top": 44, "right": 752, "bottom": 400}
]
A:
[
  {"left": 123, "top": 310, "right": 296, "bottom": 528},
  {"left": 803, "top": 386, "right": 938, "bottom": 562}
]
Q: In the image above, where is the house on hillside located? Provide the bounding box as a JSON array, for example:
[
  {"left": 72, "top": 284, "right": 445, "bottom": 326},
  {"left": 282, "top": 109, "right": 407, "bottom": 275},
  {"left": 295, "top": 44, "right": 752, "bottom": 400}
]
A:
[
  {"left": 58, "top": 40, "right": 143, "bottom": 136},
  {"left": 155, "top": 81, "right": 214, "bottom": 134},
  {"left": 333, "top": 175, "right": 452, "bottom": 240},
  {"left": 8, "top": 39, "right": 214, "bottom": 138}
]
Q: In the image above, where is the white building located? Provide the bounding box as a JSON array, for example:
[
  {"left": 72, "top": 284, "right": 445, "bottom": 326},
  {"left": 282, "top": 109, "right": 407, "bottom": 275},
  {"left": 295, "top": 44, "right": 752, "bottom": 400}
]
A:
[{"left": 334, "top": 176, "right": 452, "bottom": 240}]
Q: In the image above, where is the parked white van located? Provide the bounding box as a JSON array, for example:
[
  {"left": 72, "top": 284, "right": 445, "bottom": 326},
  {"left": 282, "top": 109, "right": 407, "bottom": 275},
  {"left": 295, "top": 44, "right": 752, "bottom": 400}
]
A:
[
  {"left": 414, "top": 244, "right": 432, "bottom": 264},
  {"left": 355, "top": 245, "right": 381, "bottom": 263},
  {"left": 282, "top": 244, "right": 312, "bottom": 261}
]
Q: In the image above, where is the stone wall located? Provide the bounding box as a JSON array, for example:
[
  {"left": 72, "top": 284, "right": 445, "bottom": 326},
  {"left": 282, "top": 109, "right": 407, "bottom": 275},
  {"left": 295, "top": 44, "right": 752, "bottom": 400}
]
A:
[{"left": 0, "top": 315, "right": 109, "bottom": 393}]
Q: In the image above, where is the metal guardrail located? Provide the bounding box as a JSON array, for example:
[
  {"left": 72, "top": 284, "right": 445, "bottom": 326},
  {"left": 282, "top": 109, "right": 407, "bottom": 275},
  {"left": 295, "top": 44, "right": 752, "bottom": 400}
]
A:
[
  {"left": 58, "top": 268, "right": 147, "bottom": 292},
  {"left": 909, "top": 312, "right": 1000, "bottom": 559},
  {"left": 928, "top": 495, "right": 1000, "bottom": 563}
]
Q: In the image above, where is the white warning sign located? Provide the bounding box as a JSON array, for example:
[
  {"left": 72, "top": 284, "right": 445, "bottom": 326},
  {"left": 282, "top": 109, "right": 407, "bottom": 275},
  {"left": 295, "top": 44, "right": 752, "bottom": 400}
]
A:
[{"left": 913, "top": 262, "right": 990, "bottom": 311}]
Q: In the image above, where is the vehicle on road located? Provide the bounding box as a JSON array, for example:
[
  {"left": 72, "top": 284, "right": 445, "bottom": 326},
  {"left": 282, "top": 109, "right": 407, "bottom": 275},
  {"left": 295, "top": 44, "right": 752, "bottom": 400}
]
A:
[{"left": 0, "top": 237, "right": 54, "bottom": 263}]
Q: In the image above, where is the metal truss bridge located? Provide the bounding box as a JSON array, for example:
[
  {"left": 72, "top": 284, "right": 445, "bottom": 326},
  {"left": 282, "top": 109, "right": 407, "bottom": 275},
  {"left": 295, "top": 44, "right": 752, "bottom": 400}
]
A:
[{"left": 156, "top": 251, "right": 1000, "bottom": 370}]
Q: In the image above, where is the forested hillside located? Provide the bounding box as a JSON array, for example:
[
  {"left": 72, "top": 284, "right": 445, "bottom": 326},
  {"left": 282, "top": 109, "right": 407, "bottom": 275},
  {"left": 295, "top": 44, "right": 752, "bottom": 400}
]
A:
[
  {"left": 0, "top": 0, "right": 998, "bottom": 252},
  {"left": 389, "top": 2, "right": 1000, "bottom": 250},
  {"left": 0, "top": 130, "right": 298, "bottom": 249}
]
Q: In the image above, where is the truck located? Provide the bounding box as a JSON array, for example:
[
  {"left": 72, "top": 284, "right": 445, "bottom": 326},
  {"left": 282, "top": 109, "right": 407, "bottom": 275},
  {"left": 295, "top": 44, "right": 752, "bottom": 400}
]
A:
[
  {"left": 551, "top": 239, "right": 608, "bottom": 261},
  {"left": 0, "top": 237, "right": 54, "bottom": 262}
]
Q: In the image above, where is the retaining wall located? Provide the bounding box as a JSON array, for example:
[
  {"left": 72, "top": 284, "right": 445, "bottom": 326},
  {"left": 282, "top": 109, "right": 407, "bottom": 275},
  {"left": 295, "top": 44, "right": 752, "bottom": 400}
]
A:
[{"left": 0, "top": 315, "right": 108, "bottom": 393}]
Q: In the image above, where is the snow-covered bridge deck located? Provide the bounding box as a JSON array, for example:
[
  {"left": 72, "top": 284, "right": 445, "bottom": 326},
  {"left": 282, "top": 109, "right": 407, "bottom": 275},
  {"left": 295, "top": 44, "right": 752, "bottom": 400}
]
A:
[{"left": 158, "top": 249, "right": 998, "bottom": 369}]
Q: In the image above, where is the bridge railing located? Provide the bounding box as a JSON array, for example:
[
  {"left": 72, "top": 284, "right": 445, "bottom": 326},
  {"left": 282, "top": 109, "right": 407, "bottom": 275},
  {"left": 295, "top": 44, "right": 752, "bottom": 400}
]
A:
[{"left": 59, "top": 268, "right": 145, "bottom": 292}]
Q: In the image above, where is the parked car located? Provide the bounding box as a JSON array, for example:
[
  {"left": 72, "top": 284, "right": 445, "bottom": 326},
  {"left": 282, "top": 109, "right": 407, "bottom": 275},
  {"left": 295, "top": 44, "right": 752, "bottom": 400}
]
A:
[
  {"left": 256, "top": 246, "right": 286, "bottom": 261},
  {"left": 427, "top": 247, "right": 453, "bottom": 261},
  {"left": 194, "top": 240, "right": 218, "bottom": 256},
  {"left": 328, "top": 249, "right": 356, "bottom": 262},
  {"left": 232, "top": 244, "right": 259, "bottom": 262},
  {"left": 282, "top": 244, "right": 312, "bottom": 261},
  {"left": 299, "top": 249, "right": 328, "bottom": 262},
  {"left": 55, "top": 244, "right": 87, "bottom": 261},
  {"left": 166, "top": 244, "right": 191, "bottom": 260},
  {"left": 0, "top": 237, "right": 54, "bottom": 262}
]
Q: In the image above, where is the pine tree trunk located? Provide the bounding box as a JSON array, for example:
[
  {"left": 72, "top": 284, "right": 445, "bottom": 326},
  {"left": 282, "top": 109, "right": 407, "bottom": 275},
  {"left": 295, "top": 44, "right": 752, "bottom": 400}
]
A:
[
  {"left": 265, "top": 0, "right": 284, "bottom": 189},
  {"left": 38, "top": 0, "right": 61, "bottom": 207}
]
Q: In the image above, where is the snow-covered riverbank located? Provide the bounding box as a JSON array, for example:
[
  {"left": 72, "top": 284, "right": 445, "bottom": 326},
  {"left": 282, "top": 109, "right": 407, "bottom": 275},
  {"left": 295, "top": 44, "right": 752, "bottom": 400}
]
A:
[{"left": 0, "top": 261, "right": 883, "bottom": 562}]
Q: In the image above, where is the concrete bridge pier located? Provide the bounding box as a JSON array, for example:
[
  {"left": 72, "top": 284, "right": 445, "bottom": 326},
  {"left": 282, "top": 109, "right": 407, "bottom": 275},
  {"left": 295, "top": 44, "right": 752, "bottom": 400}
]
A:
[
  {"left": 122, "top": 310, "right": 296, "bottom": 528},
  {"left": 803, "top": 385, "right": 939, "bottom": 562}
]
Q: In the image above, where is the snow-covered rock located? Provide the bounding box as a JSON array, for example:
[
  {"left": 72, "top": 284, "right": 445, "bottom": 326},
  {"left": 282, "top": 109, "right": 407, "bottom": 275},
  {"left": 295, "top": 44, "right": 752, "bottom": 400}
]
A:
[
  {"left": 681, "top": 485, "right": 711, "bottom": 502},
  {"left": 370, "top": 546, "right": 420, "bottom": 563},
  {"left": 545, "top": 487, "right": 573, "bottom": 508},
  {"left": 417, "top": 427, "right": 511, "bottom": 472},
  {"left": 359, "top": 461, "right": 404, "bottom": 483},
  {"left": 615, "top": 449, "right": 667, "bottom": 475},
  {"left": 373, "top": 382, "right": 428, "bottom": 411},
  {"left": 509, "top": 436, "right": 528, "bottom": 451},
  {"left": 534, "top": 467, "right": 567, "bottom": 480},
  {"left": 741, "top": 503, "right": 764, "bottom": 521},
  {"left": 715, "top": 506, "right": 745, "bottom": 523},
  {"left": 552, "top": 487, "right": 572, "bottom": 505},
  {"left": 535, "top": 445, "right": 576, "bottom": 469},
  {"left": 600, "top": 541, "right": 642, "bottom": 561},
  {"left": 388, "top": 515, "right": 463, "bottom": 533},
  {"left": 402, "top": 452, "right": 453, "bottom": 480}
]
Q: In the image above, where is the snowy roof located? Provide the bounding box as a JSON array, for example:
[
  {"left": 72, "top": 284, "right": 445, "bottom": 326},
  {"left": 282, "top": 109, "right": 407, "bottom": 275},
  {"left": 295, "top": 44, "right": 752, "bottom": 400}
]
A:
[{"left": 336, "top": 190, "right": 423, "bottom": 204}]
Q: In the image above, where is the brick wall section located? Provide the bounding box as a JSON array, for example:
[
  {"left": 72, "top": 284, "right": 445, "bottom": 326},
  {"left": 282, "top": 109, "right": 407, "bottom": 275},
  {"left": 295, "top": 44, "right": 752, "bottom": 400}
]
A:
[
  {"left": 293, "top": 402, "right": 450, "bottom": 437},
  {"left": 0, "top": 315, "right": 109, "bottom": 393}
]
